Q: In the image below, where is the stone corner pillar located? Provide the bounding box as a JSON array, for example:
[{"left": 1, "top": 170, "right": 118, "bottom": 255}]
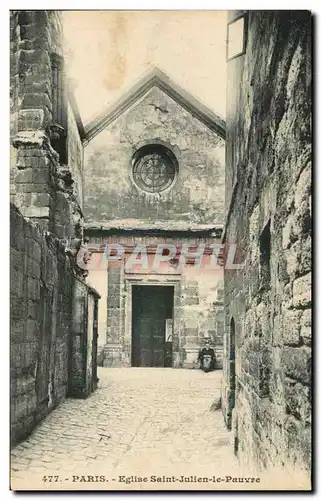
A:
[{"left": 105, "top": 261, "right": 124, "bottom": 367}]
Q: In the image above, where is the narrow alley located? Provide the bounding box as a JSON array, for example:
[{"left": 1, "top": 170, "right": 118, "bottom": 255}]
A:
[{"left": 11, "top": 368, "right": 239, "bottom": 490}]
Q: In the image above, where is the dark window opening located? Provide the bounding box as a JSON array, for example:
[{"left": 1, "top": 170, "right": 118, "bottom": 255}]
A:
[{"left": 260, "top": 220, "right": 271, "bottom": 288}]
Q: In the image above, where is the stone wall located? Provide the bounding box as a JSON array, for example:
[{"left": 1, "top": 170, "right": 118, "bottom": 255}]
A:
[
  {"left": 10, "top": 204, "right": 99, "bottom": 444},
  {"left": 85, "top": 232, "right": 224, "bottom": 369},
  {"left": 84, "top": 86, "right": 225, "bottom": 227},
  {"left": 10, "top": 204, "right": 72, "bottom": 444},
  {"left": 10, "top": 10, "right": 84, "bottom": 240},
  {"left": 222, "top": 11, "right": 311, "bottom": 474},
  {"left": 10, "top": 10, "right": 100, "bottom": 446}
]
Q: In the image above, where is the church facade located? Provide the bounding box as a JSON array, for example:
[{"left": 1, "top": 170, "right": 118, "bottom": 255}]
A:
[{"left": 83, "top": 69, "right": 226, "bottom": 369}]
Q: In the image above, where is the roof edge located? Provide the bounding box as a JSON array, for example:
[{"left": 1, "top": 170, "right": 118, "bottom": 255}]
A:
[
  {"left": 83, "top": 68, "right": 226, "bottom": 144},
  {"left": 84, "top": 225, "right": 223, "bottom": 238}
]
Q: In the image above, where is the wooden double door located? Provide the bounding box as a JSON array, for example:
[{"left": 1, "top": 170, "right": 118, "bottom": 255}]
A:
[{"left": 132, "top": 285, "right": 174, "bottom": 367}]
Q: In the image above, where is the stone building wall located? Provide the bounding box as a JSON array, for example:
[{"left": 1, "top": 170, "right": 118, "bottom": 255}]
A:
[
  {"left": 84, "top": 86, "right": 225, "bottom": 227},
  {"left": 11, "top": 204, "right": 72, "bottom": 444},
  {"left": 10, "top": 10, "right": 84, "bottom": 240},
  {"left": 86, "top": 232, "right": 224, "bottom": 368},
  {"left": 10, "top": 11, "right": 100, "bottom": 445},
  {"left": 222, "top": 11, "right": 311, "bottom": 474},
  {"left": 10, "top": 204, "right": 100, "bottom": 445}
]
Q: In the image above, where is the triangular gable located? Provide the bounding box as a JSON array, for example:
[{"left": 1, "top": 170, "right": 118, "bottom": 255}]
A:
[{"left": 83, "top": 67, "right": 226, "bottom": 144}]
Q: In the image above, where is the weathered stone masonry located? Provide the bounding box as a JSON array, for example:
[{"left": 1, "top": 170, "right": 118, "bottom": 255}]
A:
[
  {"left": 10, "top": 11, "right": 83, "bottom": 239},
  {"left": 10, "top": 205, "right": 100, "bottom": 444},
  {"left": 10, "top": 11, "right": 100, "bottom": 445},
  {"left": 222, "top": 11, "right": 311, "bottom": 473}
]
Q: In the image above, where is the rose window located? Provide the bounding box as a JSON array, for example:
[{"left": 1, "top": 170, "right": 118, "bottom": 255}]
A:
[{"left": 132, "top": 145, "right": 178, "bottom": 193}]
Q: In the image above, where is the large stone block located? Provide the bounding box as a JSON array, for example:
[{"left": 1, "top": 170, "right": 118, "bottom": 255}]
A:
[
  {"left": 284, "top": 378, "right": 311, "bottom": 423},
  {"left": 282, "top": 309, "right": 302, "bottom": 346},
  {"left": 17, "top": 99, "right": 45, "bottom": 129},
  {"left": 23, "top": 206, "right": 50, "bottom": 219},
  {"left": 281, "top": 346, "right": 311, "bottom": 384},
  {"left": 293, "top": 272, "right": 311, "bottom": 308},
  {"left": 30, "top": 192, "right": 52, "bottom": 208},
  {"left": 22, "top": 91, "right": 52, "bottom": 112}
]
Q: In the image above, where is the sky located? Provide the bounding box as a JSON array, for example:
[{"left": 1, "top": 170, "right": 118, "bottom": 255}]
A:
[{"left": 62, "top": 11, "right": 228, "bottom": 126}]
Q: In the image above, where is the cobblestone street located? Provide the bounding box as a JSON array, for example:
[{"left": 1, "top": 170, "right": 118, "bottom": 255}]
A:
[{"left": 11, "top": 368, "right": 241, "bottom": 490}]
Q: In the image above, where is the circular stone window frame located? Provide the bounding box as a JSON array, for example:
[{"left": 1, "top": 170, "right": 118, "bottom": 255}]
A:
[{"left": 131, "top": 143, "right": 179, "bottom": 195}]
